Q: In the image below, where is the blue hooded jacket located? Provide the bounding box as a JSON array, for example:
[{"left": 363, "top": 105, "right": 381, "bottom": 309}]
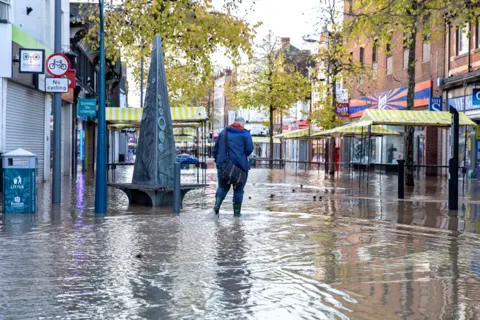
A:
[{"left": 213, "top": 124, "right": 254, "bottom": 171}]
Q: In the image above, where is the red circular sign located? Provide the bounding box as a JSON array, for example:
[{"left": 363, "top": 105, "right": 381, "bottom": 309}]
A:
[{"left": 46, "top": 53, "right": 70, "bottom": 77}]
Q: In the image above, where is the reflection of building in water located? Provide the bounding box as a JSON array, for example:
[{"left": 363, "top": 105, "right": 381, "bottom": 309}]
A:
[{"left": 330, "top": 221, "right": 478, "bottom": 318}]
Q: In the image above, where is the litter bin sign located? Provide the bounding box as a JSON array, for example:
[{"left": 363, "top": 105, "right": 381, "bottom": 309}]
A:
[{"left": 2, "top": 149, "right": 37, "bottom": 213}]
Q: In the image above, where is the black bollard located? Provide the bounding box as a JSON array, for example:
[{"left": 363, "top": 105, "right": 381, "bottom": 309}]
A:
[
  {"left": 173, "top": 162, "right": 181, "bottom": 213},
  {"left": 397, "top": 159, "right": 405, "bottom": 199},
  {"left": 449, "top": 106, "right": 459, "bottom": 211}
]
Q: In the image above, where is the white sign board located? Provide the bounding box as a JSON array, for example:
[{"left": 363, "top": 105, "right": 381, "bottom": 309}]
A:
[
  {"left": 19, "top": 49, "right": 45, "bottom": 74},
  {"left": 336, "top": 88, "right": 349, "bottom": 103},
  {"left": 45, "top": 78, "right": 68, "bottom": 93}
]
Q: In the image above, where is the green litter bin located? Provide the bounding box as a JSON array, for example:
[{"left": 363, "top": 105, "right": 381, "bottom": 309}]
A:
[{"left": 2, "top": 149, "right": 37, "bottom": 213}]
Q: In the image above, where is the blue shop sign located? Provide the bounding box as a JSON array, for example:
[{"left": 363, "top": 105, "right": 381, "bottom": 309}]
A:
[
  {"left": 473, "top": 88, "right": 480, "bottom": 106},
  {"left": 77, "top": 98, "right": 97, "bottom": 120},
  {"left": 429, "top": 97, "right": 442, "bottom": 111},
  {"left": 448, "top": 95, "right": 475, "bottom": 111}
]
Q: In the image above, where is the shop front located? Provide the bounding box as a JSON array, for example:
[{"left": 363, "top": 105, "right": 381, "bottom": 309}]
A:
[{"left": 348, "top": 80, "right": 436, "bottom": 173}]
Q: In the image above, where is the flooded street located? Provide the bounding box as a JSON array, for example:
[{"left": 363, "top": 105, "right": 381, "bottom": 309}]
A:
[{"left": 0, "top": 167, "right": 479, "bottom": 319}]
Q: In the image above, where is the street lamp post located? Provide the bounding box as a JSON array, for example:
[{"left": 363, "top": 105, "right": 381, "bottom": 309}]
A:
[{"left": 95, "top": 0, "right": 107, "bottom": 214}]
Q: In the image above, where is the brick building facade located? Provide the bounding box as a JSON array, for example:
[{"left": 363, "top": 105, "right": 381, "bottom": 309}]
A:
[{"left": 344, "top": 3, "right": 448, "bottom": 175}]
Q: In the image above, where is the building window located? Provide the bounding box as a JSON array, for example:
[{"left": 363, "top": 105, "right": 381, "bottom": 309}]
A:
[
  {"left": 476, "top": 17, "right": 480, "bottom": 49},
  {"left": 372, "top": 40, "right": 378, "bottom": 63},
  {"left": 386, "top": 56, "right": 392, "bottom": 75},
  {"left": 403, "top": 34, "right": 409, "bottom": 69},
  {"left": 0, "top": 0, "right": 11, "bottom": 22},
  {"left": 359, "top": 47, "right": 364, "bottom": 66},
  {"left": 422, "top": 35, "right": 431, "bottom": 62},
  {"left": 456, "top": 25, "right": 469, "bottom": 55}
]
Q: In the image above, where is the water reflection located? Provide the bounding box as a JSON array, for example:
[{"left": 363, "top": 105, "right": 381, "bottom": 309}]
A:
[{"left": 0, "top": 168, "right": 479, "bottom": 318}]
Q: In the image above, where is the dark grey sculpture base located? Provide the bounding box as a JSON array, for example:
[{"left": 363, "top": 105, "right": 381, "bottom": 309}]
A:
[{"left": 109, "top": 183, "right": 207, "bottom": 207}]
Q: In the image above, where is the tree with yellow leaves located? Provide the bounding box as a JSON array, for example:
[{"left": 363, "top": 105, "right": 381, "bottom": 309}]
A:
[
  {"left": 229, "top": 31, "right": 312, "bottom": 167},
  {"left": 79, "top": 0, "right": 258, "bottom": 107}
]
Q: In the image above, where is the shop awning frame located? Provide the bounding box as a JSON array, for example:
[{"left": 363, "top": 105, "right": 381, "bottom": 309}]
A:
[
  {"left": 312, "top": 123, "right": 400, "bottom": 138},
  {"left": 273, "top": 128, "right": 321, "bottom": 140},
  {"left": 359, "top": 109, "right": 477, "bottom": 127},
  {"left": 105, "top": 107, "right": 208, "bottom": 127}
]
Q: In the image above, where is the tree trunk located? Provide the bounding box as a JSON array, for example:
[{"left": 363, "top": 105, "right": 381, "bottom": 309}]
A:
[
  {"left": 405, "top": 25, "right": 417, "bottom": 187},
  {"left": 269, "top": 105, "right": 274, "bottom": 169}
]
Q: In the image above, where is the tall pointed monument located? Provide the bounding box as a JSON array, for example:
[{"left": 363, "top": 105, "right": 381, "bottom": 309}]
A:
[{"left": 132, "top": 35, "right": 176, "bottom": 185}]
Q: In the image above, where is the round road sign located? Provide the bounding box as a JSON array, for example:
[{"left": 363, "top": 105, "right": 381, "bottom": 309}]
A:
[{"left": 46, "top": 53, "right": 70, "bottom": 77}]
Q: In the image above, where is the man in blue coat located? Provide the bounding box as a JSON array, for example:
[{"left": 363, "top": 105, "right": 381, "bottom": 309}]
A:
[{"left": 212, "top": 116, "right": 254, "bottom": 216}]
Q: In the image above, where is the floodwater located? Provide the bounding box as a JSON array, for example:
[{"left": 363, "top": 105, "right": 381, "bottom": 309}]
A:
[{"left": 0, "top": 167, "right": 479, "bottom": 319}]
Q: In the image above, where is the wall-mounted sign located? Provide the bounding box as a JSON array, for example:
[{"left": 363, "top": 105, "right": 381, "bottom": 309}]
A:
[
  {"left": 335, "top": 103, "right": 349, "bottom": 117},
  {"left": 77, "top": 98, "right": 97, "bottom": 120},
  {"left": 45, "top": 78, "right": 68, "bottom": 93},
  {"left": 473, "top": 88, "right": 480, "bottom": 107},
  {"left": 336, "top": 89, "right": 349, "bottom": 103},
  {"left": 19, "top": 48, "right": 45, "bottom": 74},
  {"left": 429, "top": 96, "right": 442, "bottom": 111},
  {"left": 65, "top": 69, "right": 76, "bottom": 88},
  {"left": 46, "top": 53, "right": 70, "bottom": 77}
]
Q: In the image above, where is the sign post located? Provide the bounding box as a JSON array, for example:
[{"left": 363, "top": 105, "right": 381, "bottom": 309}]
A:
[
  {"left": 95, "top": 0, "right": 108, "bottom": 214},
  {"left": 50, "top": 0, "right": 66, "bottom": 205},
  {"left": 449, "top": 106, "right": 459, "bottom": 211}
]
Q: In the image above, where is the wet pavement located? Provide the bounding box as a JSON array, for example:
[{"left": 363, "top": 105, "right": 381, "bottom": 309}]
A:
[{"left": 0, "top": 167, "right": 479, "bottom": 319}]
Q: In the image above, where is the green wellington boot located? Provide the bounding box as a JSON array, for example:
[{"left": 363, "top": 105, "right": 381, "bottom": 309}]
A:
[
  {"left": 233, "top": 203, "right": 242, "bottom": 217},
  {"left": 214, "top": 197, "right": 224, "bottom": 215}
]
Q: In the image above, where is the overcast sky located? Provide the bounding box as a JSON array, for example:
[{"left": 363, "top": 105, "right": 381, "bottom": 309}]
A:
[
  {"left": 129, "top": 0, "right": 322, "bottom": 107},
  {"left": 211, "top": 0, "right": 321, "bottom": 68}
]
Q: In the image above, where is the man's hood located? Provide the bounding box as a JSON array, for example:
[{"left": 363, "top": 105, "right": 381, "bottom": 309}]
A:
[{"left": 227, "top": 122, "right": 247, "bottom": 133}]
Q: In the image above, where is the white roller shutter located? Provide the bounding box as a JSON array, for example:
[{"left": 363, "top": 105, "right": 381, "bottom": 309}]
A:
[{"left": 6, "top": 81, "right": 46, "bottom": 181}]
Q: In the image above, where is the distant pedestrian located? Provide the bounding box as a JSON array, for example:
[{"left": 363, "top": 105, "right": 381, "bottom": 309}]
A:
[{"left": 212, "top": 116, "right": 254, "bottom": 216}]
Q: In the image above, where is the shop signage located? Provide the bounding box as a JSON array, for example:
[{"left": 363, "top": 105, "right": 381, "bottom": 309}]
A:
[
  {"left": 3, "top": 168, "right": 36, "bottom": 213},
  {"left": 473, "top": 89, "right": 480, "bottom": 106},
  {"left": 46, "top": 53, "right": 70, "bottom": 77},
  {"left": 45, "top": 78, "right": 68, "bottom": 93},
  {"left": 335, "top": 103, "right": 349, "bottom": 117},
  {"left": 77, "top": 98, "right": 97, "bottom": 119},
  {"left": 65, "top": 69, "right": 76, "bottom": 88},
  {"left": 19, "top": 48, "right": 45, "bottom": 74},
  {"left": 336, "top": 89, "right": 349, "bottom": 103},
  {"left": 429, "top": 97, "right": 442, "bottom": 112}
]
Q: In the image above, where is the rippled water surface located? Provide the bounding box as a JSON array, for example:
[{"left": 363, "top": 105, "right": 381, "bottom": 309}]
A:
[{"left": 0, "top": 167, "right": 479, "bottom": 319}]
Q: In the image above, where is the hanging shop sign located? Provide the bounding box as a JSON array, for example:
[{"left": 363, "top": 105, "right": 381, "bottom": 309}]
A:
[
  {"left": 429, "top": 96, "right": 442, "bottom": 112},
  {"left": 335, "top": 103, "right": 349, "bottom": 117},
  {"left": 19, "top": 48, "right": 45, "bottom": 74},
  {"left": 77, "top": 98, "right": 97, "bottom": 120}
]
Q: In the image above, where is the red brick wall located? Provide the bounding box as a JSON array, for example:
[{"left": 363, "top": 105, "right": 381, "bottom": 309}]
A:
[{"left": 447, "top": 23, "right": 480, "bottom": 77}]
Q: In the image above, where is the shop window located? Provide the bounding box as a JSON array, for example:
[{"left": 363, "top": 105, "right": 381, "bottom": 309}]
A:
[
  {"left": 386, "top": 32, "right": 392, "bottom": 75},
  {"left": 386, "top": 56, "right": 392, "bottom": 75}
]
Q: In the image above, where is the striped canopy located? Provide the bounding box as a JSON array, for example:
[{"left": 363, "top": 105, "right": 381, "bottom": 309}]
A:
[
  {"left": 174, "top": 136, "right": 195, "bottom": 142},
  {"left": 273, "top": 128, "right": 320, "bottom": 140},
  {"left": 252, "top": 136, "right": 281, "bottom": 144},
  {"left": 106, "top": 107, "right": 208, "bottom": 126},
  {"left": 312, "top": 123, "right": 399, "bottom": 137},
  {"left": 174, "top": 128, "right": 197, "bottom": 136},
  {"left": 360, "top": 109, "right": 476, "bottom": 127}
]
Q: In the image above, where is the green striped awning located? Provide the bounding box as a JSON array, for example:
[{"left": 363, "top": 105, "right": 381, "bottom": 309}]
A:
[{"left": 360, "top": 109, "right": 476, "bottom": 127}]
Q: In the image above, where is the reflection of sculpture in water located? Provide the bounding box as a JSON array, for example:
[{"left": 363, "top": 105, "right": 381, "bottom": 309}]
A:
[
  {"left": 214, "top": 220, "right": 252, "bottom": 313},
  {"left": 387, "top": 144, "right": 397, "bottom": 163}
]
